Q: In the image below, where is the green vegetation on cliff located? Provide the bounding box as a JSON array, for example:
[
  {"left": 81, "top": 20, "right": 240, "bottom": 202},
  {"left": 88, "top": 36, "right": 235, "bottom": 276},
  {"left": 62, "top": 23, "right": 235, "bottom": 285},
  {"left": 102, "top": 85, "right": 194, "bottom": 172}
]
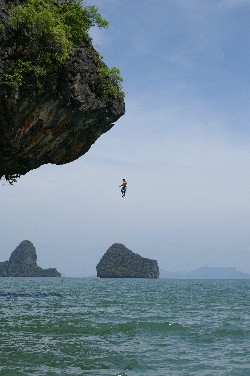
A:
[
  {"left": 4, "top": 0, "right": 123, "bottom": 98},
  {"left": 6, "top": 0, "right": 105, "bottom": 85},
  {"left": 96, "top": 243, "right": 159, "bottom": 278}
]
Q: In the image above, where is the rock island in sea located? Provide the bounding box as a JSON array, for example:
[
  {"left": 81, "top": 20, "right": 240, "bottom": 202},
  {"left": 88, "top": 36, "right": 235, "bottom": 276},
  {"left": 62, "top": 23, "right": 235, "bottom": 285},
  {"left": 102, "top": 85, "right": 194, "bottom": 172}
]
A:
[
  {"left": 96, "top": 243, "right": 159, "bottom": 278},
  {"left": 0, "top": 240, "right": 61, "bottom": 277}
]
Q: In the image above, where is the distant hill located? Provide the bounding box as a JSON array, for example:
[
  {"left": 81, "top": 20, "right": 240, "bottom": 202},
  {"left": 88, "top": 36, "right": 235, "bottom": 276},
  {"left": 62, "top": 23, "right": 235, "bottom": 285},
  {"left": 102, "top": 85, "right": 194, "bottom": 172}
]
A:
[{"left": 160, "top": 266, "right": 250, "bottom": 279}]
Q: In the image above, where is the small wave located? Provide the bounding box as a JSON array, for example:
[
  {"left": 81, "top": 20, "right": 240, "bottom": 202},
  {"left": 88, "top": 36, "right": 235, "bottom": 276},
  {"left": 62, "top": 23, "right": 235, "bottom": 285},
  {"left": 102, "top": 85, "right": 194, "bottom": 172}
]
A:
[
  {"left": 0, "top": 291, "right": 62, "bottom": 298},
  {"left": 214, "top": 327, "right": 249, "bottom": 338},
  {"left": 137, "top": 321, "right": 188, "bottom": 333},
  {"left": 38, "top": 321, "right": 138, "bottom": 336},
  {"left": 90, "top": 321, "right": 138, "bottom": 336}
]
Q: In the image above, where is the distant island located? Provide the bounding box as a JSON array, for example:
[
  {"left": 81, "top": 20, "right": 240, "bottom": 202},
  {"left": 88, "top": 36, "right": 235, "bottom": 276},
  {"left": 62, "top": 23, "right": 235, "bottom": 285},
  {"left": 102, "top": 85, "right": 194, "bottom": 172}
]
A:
[
  {"left": 160, "top": 266, "right": 250, "bottom": 279},
  {"left": 0, "top": 240, "right": 61, "bottom": 277},
  {"left": 96, "top": 243, "right": 159, "bottom": 278}
]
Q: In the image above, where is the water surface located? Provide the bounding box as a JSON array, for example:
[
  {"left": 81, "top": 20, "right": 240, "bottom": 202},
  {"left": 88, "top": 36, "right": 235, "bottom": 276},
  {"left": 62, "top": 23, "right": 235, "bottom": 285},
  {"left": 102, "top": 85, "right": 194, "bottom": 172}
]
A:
[{"left": 0, "top": 278, "right": 249, "bottom": 375}]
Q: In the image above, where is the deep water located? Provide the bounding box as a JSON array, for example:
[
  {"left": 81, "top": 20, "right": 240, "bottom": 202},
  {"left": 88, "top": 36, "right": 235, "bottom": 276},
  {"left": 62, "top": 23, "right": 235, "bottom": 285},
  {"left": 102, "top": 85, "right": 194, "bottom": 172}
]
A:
[{"left": 0, "top": 278, "right": 249, "bottom": 375}]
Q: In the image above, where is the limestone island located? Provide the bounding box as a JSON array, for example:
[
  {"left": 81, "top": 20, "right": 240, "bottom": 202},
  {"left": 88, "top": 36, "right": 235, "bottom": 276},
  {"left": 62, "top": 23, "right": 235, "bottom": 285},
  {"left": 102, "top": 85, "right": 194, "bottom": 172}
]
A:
[
  {"left": 0, "top": 240, "right": 61, "bottom": 277},
  {"left": 96, "top": 243, "right": 159, "bottom": 278}
]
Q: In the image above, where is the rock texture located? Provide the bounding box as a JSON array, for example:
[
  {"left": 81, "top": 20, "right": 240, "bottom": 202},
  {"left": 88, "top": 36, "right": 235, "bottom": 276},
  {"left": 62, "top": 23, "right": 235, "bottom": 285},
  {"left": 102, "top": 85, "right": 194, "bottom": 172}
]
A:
[
  {"left": 96, "top": 243, "right": 159, "bottom": 278},
  {"left": 0, "top": 240, "right": 61, "bottom": 276},
  {"left": 0, "top": 0, "right": 125, "bottom": 179}
]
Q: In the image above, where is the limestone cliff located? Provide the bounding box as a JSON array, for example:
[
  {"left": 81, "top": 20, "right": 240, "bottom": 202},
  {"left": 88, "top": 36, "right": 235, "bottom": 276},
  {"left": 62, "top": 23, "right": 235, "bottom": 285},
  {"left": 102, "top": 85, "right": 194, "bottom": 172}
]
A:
[
  {"left": 96, "top": 243, "right": 159, "bottom": 278},
  {"left": 0, "top": 240, "right": 61, "bottom": 276},
  {"left": 0, "top": 0, "right": 125, "bottom": 181}
]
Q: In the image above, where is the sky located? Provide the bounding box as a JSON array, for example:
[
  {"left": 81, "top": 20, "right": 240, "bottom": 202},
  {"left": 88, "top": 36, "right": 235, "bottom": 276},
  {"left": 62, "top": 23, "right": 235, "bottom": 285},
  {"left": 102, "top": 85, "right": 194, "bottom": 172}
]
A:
[{"left": 1, "top": 0, "right": 250, "bottom": 276}]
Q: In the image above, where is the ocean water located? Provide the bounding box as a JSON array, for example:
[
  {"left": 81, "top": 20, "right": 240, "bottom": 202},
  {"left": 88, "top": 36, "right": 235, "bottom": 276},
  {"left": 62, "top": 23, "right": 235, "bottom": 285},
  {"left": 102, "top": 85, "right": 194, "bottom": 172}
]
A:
[{"left": 0, "top": 278, "right": 249, "bottom": 376}]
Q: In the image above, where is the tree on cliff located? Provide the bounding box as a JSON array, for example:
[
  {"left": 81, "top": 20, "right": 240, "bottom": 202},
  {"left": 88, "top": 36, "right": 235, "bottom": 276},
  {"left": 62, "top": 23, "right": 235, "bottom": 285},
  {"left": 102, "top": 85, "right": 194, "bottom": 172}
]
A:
[
  {"left": 6, "top": 0, "right": 108, "bottom": 85},
  {"left": 5, "top": 0, "right": 123, "bottom": 98}
]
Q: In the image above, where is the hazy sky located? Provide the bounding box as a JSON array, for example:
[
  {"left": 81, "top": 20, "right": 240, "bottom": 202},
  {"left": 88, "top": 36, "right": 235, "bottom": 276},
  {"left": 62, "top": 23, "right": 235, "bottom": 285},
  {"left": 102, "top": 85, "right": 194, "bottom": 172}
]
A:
[{"left": 1, "top": 0, "right": 250, "bottom": 276}]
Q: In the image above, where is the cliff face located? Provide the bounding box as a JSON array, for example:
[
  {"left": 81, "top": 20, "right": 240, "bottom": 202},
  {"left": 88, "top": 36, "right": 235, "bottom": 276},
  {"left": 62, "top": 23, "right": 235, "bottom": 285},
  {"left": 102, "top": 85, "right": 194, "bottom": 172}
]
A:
[
  {"left": 0, "top": 0, "right": 125, "bottom": 180},
  {"left": 0, "top": 240, "right": 61, "bottom": 277},
  {"left": 96, "top": 243, "right": 159, "bottom": 278}
]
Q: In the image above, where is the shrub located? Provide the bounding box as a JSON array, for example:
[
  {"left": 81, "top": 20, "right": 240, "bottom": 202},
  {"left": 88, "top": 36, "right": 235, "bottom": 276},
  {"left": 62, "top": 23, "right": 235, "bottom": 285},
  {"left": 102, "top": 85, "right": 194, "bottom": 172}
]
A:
[{"left": 7, "top": 0, "right": 109, "bottom": 85}]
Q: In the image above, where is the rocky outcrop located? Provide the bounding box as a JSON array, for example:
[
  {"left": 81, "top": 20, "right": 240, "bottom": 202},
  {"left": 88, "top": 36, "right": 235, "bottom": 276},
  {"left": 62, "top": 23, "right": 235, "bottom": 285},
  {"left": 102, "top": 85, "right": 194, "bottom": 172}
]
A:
[
  {"left": 0, "top": 0, "right": 125, "bottom": 180},
  {"left": 96, "top": 243, "right": 159, "bottom": 278},
  {"left": 0, "top": 240, "right": 61, "bottom": 277}
]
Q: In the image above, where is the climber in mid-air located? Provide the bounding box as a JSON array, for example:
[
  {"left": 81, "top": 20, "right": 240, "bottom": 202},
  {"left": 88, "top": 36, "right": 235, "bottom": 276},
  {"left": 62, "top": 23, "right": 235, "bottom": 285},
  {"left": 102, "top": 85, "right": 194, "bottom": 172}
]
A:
[{"left": 119, "top": 178, "right": 127, "bottom": 198}]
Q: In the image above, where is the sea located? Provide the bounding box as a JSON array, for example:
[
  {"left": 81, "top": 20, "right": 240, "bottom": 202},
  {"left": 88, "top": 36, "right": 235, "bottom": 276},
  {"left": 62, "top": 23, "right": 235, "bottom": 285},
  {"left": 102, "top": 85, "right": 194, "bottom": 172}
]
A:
[{"left": 0, "top": 278, "right": 249, "bottom": 376}]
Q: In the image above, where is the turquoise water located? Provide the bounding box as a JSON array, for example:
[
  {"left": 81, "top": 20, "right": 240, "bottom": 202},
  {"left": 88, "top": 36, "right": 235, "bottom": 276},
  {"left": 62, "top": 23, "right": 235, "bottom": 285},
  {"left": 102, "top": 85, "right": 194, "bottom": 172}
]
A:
[{"left": 0, "top": 278, "right": 249, "bottom": 375}]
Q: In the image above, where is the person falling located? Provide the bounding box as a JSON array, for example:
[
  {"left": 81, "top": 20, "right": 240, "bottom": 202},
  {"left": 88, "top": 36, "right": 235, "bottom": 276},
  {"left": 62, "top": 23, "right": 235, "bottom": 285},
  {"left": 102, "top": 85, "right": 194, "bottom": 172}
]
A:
[{"left": 119, "top": 178, "right": 127, "bottom": 198}]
